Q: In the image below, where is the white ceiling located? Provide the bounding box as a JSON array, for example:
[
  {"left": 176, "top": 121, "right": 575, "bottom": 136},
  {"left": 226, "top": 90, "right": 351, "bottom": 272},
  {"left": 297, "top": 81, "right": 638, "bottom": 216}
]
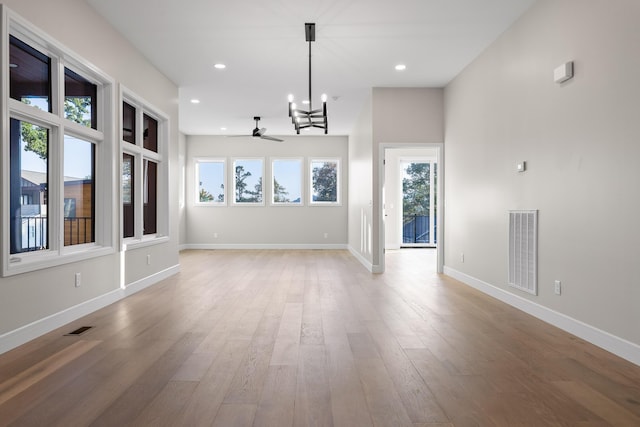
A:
[{"left": 86, "top": 0, "right": 535, "bottom": 136}]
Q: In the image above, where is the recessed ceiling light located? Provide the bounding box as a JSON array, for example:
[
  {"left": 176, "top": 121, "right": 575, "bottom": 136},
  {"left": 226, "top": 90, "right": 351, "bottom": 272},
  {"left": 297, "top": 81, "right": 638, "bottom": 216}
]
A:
[
  {"left": 190, "top": 99, "right": 200, "bottom": 104},
  {"left": 302, "top": 100, "right": 310, "bottom": 105},
  {"left": 220, "top": 127, "right": 227, "bottom": 131},
  {"left": 395, "top": 64, "right": 407, "bottom": 71},
  {"left": 214, "top": 63, "right": 226, "bottom": 69}
]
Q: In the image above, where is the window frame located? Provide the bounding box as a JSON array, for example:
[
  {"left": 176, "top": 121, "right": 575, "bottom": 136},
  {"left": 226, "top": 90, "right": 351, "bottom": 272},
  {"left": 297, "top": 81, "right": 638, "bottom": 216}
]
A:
[
  {"left": 270, "top": 157, "right": 304, "bottom": 206},
  {"left": 194, "top": 157, "right": 226, "bottom": 206},
  {"left": 120, "top": 86, "right": 169, "bottom": 250},
  {"left": 309, "top": 157, "right": 341, "bottom": 206},
  {"left": 231, "top": 158, "right": 265, "bottom": 206},
  {"left": 1, "top": 8, "right": 116, "bottom": 276}
]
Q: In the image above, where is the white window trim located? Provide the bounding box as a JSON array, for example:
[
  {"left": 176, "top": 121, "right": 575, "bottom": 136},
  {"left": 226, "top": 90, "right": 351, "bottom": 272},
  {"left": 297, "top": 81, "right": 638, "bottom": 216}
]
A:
[
  {"left": 119, "top": 86, "right": 170, "bottom": 250},
  {"left": 270, "top": 157, "right": 304, "bottom": 206},
  {"left": 1, "top": 6, "right": 116, "bottom": 277},
  {"left": 194, "top": 157, "right": 226, "bottom": 206},
  {"left": 231, "top": 158, "right": 265, "bottom": 206},
  {"left": 309, "top": 157, "right": 341, "bottom": 206}
]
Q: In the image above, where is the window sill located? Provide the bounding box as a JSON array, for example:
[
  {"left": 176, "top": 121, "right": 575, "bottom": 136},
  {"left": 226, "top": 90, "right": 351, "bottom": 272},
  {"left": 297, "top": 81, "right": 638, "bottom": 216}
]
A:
[
  {"left": 123, "top": 235, "right": 169, "bottom": 251},
  {"left": 3, "top": 245, "right": 115, "bottom": 277}
]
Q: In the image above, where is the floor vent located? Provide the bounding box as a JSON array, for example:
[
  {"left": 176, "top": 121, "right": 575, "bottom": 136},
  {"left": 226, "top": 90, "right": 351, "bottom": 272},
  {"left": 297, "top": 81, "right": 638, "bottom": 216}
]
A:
[
  {"left": 65, "top": 326, "right": 93, "bottom": 336},
  {"left": 508, "top": 210, "right": 537, "bottom": 295}
]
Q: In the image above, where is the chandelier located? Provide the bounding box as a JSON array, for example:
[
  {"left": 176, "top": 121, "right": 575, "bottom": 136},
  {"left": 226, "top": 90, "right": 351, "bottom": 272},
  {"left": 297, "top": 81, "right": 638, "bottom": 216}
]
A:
[{"left": 288, "top": 23, "right": 328, "bottom": 134}]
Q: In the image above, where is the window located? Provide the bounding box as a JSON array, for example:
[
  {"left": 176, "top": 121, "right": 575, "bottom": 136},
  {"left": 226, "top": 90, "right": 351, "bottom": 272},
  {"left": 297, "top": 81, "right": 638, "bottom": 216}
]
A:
[
  {"left": 233, "top": 159, "right": 264, "bottom": 205},
  {"left": 122, "top": 153, "right": 135, "bottom": 238},
  {"left": 310, "top": 158, "right": 341, "bottom": 205},
  {"left": 195, "top": 159, "right": 226, "bottom": 205},
  {"left": 9, "top": 118, "right": 49, "bottom": 254},
  {"left": 3, "top": 10, "right": 114, "bottom": 275},
  {"left": 9, "top": 35, "right": 51, "bottom": 112},
  {"left": 122, "top": 102, "right": 136, "bottom": 144},
  {"left": 271, "top": 158, "right": 303, "bottom": 205},
  {"left": 64, "top": 68, "right": 97, "bottom": 129},
  {"left": 121, "top": 90, "right": 168, "bottom": 245},
  {"left": 63, "top": 135, "right": 95, "bottom": 246}
]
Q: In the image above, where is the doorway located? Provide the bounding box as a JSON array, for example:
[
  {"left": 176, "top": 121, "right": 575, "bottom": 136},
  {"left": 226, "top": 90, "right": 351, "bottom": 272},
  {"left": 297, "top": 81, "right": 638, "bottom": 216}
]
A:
[
  {"left": 379, "top": 144, "right": 443, "bottom": 274},
  {"left": 400, "top": 159, "right": 437, "bottom": 248}
]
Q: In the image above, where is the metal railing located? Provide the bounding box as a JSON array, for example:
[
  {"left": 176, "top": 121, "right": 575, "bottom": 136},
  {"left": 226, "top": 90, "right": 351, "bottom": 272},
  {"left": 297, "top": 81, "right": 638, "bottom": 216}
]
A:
[
  {"left": 14, "top": 216, "right": 93, "bottom": 252},
  {"left": 402, "top": 214, "right": 437, "bottom": 245},
  {"left": 17, "top": 216, "right": 48, "bottom": 252},
  {"left": 64, "top": 217, "right": 94, "bottom": 246}
]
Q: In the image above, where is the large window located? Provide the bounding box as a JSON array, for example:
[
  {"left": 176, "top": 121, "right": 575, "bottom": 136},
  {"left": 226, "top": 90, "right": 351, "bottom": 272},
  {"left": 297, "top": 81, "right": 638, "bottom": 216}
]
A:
[
  {"left": 310, "top": 158, "right": 341, "bottom": 205},
  {"left": 195, "top": 158, "right": 226, "bottom": 205},
  {"left": 271, "top": 158, "right": 303, "bottom": 205},
  {"left": 3, "top": 12, "right": 114, "bottom": 275},
  {"left": 121, "top": 93, "right": 168, "bottom": 244},
  {"left": 232, "top": 158, "right": 264, "bottom": 205}
]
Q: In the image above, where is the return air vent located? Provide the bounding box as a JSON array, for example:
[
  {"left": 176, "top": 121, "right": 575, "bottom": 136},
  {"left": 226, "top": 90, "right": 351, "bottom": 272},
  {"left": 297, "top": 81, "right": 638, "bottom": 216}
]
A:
[
  {"left": 65, "top": 326, "right": 93, "bottom": 336},
  {"left": 508, "top": 210, "right": 537, "bottom": 295}
]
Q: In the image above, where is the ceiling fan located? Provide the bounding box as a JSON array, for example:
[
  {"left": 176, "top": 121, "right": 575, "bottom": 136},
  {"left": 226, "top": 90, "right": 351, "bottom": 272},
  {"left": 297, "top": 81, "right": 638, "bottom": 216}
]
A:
[{"left": 233, "top": 116, "right": 283, "bottom": 142}]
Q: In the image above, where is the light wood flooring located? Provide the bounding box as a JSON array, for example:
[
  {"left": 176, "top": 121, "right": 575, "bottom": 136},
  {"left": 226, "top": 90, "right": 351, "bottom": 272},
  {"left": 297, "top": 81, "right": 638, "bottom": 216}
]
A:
[{"left": 1, "top": 249, "right": 640, "bottom": 426}]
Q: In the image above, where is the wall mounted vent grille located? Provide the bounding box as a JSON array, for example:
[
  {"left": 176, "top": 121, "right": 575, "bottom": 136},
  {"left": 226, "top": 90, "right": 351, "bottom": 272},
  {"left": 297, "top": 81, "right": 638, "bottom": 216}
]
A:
[{"left": 508, "top": 210, "right": 538, "bottom": 295}]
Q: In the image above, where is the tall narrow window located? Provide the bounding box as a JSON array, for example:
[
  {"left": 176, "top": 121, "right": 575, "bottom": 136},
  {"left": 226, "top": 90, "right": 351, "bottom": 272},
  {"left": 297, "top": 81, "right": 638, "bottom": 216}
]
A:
[
  {"left": 233, "top": 159, "right": 263, "bottom": 205},
  {"left": 310, "top": 158, "right": 340, "bottom": 205},
  {"left": 63, "top": 136, "right": 95, "bottom": 246},
  {"left": 272, "top": 158, "right": 303, "bottom": 205},
  {"left": 9, "top": 118, "right": 49, "bottom": 254},
  {"left": 143, "top": 160, "right": 157, "bottom": 235},
  {"left": 9, "top": 35, "right": 51, "bottom": 112},
  {"left": 196, "top": 159, "right": 226, "bottom": 205},
  {"left": 122, "top": 153, "right": 135, "bottom": 238},
  {"left": 121, "top": 94, "right": 167, "bottom": 242},
  {"left": 64, "top": 68, "right": 97, "bottom": 129}
]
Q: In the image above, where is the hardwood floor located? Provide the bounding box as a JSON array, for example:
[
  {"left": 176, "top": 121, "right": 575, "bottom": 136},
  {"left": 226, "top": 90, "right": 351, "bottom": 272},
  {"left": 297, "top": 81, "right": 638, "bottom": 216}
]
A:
[{"left": 1, "top": 249, "right": 640, "bottom": 426}]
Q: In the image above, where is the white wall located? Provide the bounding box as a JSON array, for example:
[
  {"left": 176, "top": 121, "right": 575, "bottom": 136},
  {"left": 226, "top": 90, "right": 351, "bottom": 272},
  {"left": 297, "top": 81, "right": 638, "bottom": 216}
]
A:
[
  {"left": 0, "top": 0, "right": 180, "bottom": 350},
  {"left": 444, "top": 0, "right": 640, "bottom": 352},
  {"left": 348, "top": 93, "right": 374, "bottom": 266},
  {"left": 371, "top": 88, "right": 444, "bottom": 268},
  {"left": 185, "top": 135, "right": 348, "bottom": 248}
]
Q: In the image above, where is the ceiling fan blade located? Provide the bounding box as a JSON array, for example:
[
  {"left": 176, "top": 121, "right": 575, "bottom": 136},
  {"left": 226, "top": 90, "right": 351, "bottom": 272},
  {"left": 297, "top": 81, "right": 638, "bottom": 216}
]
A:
[
  {"left": 257, "top": 127, "right": 267, "bottom": 136},
  {"left": 260, "top": 135, "right": 284, "bottom": 142}
]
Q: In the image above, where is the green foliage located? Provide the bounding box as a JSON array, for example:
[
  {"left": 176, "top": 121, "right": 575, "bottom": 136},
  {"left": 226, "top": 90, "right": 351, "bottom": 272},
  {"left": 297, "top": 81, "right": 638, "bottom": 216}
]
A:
[
  {"left": 273, "top": 178, "right": 289, "bottom": 202},
  {"left": 235, "top": 166, "right": 261, "bottom": 202},
  {"left": 199, "top": 184, "right": 214, "bottom": 202},
  {"left": 65, "top": 97, "right": 91, "bottom": 127},
  {"left": 403, "top": 163, "right": 432, "bottom": 216},
  {"left": 312, "top": 162, "right": 337, "bottom": 202},
  {"left": 20, "top": 122, "right": 48, "bottom": 161}
]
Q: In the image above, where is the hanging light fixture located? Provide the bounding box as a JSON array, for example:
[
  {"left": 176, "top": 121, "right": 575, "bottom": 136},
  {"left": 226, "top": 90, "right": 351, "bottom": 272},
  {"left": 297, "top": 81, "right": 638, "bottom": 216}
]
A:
[{"left": 288, "top": 23, "right": 328, "bottom": 134}]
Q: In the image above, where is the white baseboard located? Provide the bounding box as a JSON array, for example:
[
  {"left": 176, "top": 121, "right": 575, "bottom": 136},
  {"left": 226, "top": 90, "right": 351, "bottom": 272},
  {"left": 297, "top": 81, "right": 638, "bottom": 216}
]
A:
[
  {"left": 444, "top": 266, "right": 640, "bottom": 367},
  {"left": 0, "top": 264, "right": 180, "bottom": 355},
  {"left": 182, "top": 243, "right": 348, "bottom": 250},
  {"left": 348, "top": 246, "right": 380, "bottom": 273},
  {"left": 124, "top": 264, "right": 180, "bottom": 296}
]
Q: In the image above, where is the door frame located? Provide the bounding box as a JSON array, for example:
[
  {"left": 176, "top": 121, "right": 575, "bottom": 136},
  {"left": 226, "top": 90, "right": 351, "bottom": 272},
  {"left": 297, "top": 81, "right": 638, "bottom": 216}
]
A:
[{"left": 378, "top": 142, "right": 444, "bottom": 273}]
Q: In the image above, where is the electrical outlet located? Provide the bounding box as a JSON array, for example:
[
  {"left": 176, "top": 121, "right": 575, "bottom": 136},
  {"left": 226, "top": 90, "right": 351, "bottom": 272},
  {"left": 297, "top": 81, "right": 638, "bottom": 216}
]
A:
[
  {"left": 461, "top": 252, "right": 465, "bottom": 263},
  {"left": 146, "top": 254, "right": 151, "bottom": 265},
  {"left": 554, "top": 280, "right": 561, "bottom": 295},
  {"left": 75, "top": 272, "right": 81, "bottom": 287},
  {"left": 324, "top": 232, "right": 328, "bottom": 239},
  {"left": 214, "top": 232, "right": 218, "bottom": 238}
]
